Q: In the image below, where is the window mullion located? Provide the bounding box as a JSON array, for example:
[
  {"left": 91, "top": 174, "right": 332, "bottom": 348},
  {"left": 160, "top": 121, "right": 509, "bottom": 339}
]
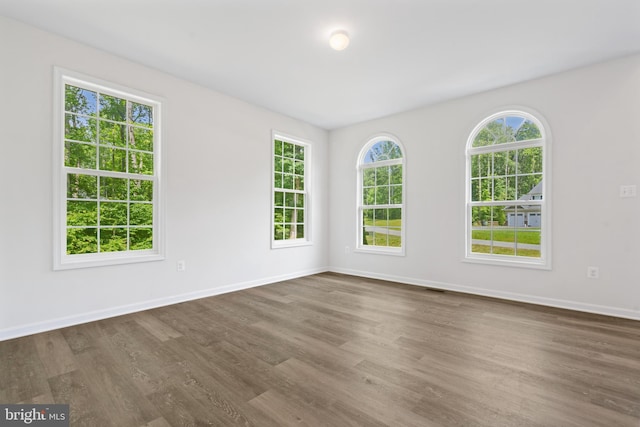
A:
[
  {"left": 63, "top": 167, "right": 153, "bottom": 181},
  {"left": 468, "top": 138, "right": 543, "bottom": 155}
]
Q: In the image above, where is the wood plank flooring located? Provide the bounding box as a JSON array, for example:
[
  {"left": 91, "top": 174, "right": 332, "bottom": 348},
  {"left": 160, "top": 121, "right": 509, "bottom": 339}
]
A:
[{"left": 1, "top": 272, "right": 640, "bottom": 426}]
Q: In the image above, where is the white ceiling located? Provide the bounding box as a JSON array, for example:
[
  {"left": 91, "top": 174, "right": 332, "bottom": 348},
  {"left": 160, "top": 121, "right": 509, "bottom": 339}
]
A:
[{"left": 1, "top": 0, "right": 639, "bottom": 129}]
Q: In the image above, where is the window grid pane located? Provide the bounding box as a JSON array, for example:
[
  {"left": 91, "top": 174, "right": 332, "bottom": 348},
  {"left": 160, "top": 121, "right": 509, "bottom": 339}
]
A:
[
  {"left": 64, "top": 83, "right": 156, "bottom": 256},
  {"left": 468, "top": 113, "right": 545, "bottom": 261},
  {"left": 359, "top": 139, "right": 404, "bottom": 251},
  {"left": 273, "top": 138, "right": 307, "bottom": 243}
]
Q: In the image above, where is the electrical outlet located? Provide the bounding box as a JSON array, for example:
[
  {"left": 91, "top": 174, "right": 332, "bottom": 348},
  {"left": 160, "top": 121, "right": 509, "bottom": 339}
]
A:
[
  {"left": 177, "top": 260, "right": 186, "bottom": 272},
  {"left": 587, "top": 266, "right": 599, "bottom": 279},
  {"left": 620, "top": 185, "right": 637, "bottom": 198}
]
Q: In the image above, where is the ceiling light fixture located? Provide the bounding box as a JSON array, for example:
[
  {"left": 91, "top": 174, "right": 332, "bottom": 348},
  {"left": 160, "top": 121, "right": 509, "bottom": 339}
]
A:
[{"left": 329, "top": 30, "right": 350, "bottom": 51}]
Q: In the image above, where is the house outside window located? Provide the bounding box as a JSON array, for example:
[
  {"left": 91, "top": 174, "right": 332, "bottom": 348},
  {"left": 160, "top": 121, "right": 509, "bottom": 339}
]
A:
[
  {"left": 465, "top": 110, "right": 550, "bottom": 269},
  {"left": 356, "top": 135, "right": 405, "bottom": 255}
]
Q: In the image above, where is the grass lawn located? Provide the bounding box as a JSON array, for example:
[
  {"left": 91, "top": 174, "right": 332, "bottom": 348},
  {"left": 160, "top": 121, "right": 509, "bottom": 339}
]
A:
[
  {"left": 364, "top": 219, "right": 402, "bottom": 228},
  {"left": 472, "top": 228, "right": 540, "bottom": 245},
  {"left": 363, "top": 218, "right": 402, "bottom": 246},
  {"left": 365, "top": 234, "right": 401, "bottom": 247},
  {"left": 472, "top": 244, "right": 540, "bottom": 258}
]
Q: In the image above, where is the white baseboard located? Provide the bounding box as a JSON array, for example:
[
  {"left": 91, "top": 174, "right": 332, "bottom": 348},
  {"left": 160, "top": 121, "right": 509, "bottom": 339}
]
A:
[
  {"left": 0, "top": 267, "right": 329, "bottom": 341},
  {"left": 329, "top": 267, "right": 640, "bottom": 321},
  {"left": 3, "top": 266, "right": 637, "bottom": 341}
]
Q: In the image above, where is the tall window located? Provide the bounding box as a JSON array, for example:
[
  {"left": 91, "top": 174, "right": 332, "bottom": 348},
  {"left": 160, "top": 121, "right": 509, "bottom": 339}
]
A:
[
  {"left": 272, "top": 132, "right": 310, "bottom": 248},
  {"left": 466, "top": 110, "right": 550, "bottom": 268},
  {"left": 357, "top": 136, "right": 405, "bottom": 255},
  {"left": 54, "top": 69, "right": 164, "bottom": 269}
]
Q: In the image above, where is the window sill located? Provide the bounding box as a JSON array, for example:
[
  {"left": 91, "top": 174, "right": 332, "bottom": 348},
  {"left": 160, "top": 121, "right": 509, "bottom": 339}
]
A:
[
  {"left": 54, "top": 251, "right": 165, "bottom": 270},
  {"left": 271, "top": 239, "right": 312, "bottom": 249},
  {"left": 463, "top": 254, "right": 551, "bottom": 270},
  {"left": 354, "top": 246, "right": 405, "bottom": 256}
]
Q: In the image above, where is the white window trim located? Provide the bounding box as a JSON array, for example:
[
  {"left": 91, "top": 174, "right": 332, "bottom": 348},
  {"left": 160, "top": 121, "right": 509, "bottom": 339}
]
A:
[
  {"left": 271, "top": 130, "right": 312, "bottom": 249},
  {"left": 53, "top": 67, "right": 166, "bottom": 270},
  {"left": 464, "top": 109, "right": 552, "bottom": 270},
  {"left": 355, "top": 134, "right": 406, "bottom": 256}
]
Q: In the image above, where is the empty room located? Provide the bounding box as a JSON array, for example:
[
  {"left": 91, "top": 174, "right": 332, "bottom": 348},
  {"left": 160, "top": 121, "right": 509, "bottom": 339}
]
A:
[{"left": 1, "top": 1, "right": 639, "bottom": 426}]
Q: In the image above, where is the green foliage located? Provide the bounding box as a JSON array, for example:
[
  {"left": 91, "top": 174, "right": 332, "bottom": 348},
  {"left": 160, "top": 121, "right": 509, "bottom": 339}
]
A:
[
  {"left": 362, "top": 211, "right": 402, "bottom": 248},
  {"left": 273, "top": 140, "right": 306, "bottom": 241},
  {"left": 64, "top": 85, "right": 155, "bottom": 256},
  {"left": 65, "top": 142, "right": 96, "bottom": 169},
  {"left": 100, "top": 202, "right": 127, "bottom": 225},
  {"left": 376, "top": 187, "right": 389, "bottom": 204},
  {"left": 273, "top": 190, "right": 305, "bottom": 241},
  {"left": 100, "top": 177, "right": 127, "bottom": 200},
  {"left": 131, "top": 228, "right": 153, "bottom": 250},
  {"left": 67, "top": 201, "right": 97, "bottom": 226},
  {"left": 470, "top": 115, "right": 543, "bottom": 214},
  {"left": 363, "top": 232, "right": 402, "bottom": 247},
  {"left": 471, "top": 244, "right": 540, "bottom": 258},
  {"left": 99, "top": 147, "right": 127, "bottom": 172},
  {"left": 358, "top": 140, "right": 403, "bottom": 248},
  {"left": 65, "top": 86, "right": 97, "bottom": 115},
  {"left": 129, "top": 151, "right": 154, "bottom": 175},
  {"left": 131, "top": 127, "right": 153, "bottom": 151},
  {"left": 130, "top": 179, "right": 153, "bottom": 201},
  {"left": 363, "top": 218, "right": 402, "bottom": 228},
  {"left": 65, "top": 196, "right": 153, "bottom": 254},
  {"left": 470, "top": 148, "right": 542, "bottom": 204},
  {"left": 471, "top": 229, "right": 541, "bottom": 245},
  {"left": 283, "top": 141, "right": 294, "bottom": 158},
  {"left": 362, "top": 165, "right": 403, "bottom": 207},
  {"left": 471, "top": 206, "right": 510, "bottom": 227},
  {"left": 67, "top": 228, "right": 97, "bottom": 254},
  {"left": 99, "top": 94, "right": 126, "bottom": 121},
  {"left": 471, "top": 187, "right": 541, "bottom": 259},
  {"left": 472, "top": 116, "right": 541, "bottom": 147},
  {"left": 100, "top": 121, "right": 126, "bottom": 146},
  {"left": 67, "top": 174, "right": 97, "bottom": 199},
  {"left": 64, "top": 84, "right": 154, "bottom": 173},
  {"left": 65, "top": 114, "right": 96, "bottom": 142},
  {"left": 100, "top": 228, "right": 128, "bottom": 252},
  {"left": 130, "top": 102, "right": 153, "bottom": 127},
  {"left": 274, "top": 140, "right": 304, "bottom": 193},
  {"left": 515, "top": 121, "right": 541, "bottom": 141}
]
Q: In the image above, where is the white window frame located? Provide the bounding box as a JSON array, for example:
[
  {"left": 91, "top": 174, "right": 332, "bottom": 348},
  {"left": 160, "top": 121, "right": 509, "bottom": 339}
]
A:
[
  {"left": 464, "top": 109, "right": 551, "bottom": 269},
  {"left": 271, "top": 131, "right": 312, "bottom": 249},
  {"left": 53, "top": 68, "right": 165, "bottom": 270},
  {"left": 356, "top": 134, "right": 406, "bottom": 256}
]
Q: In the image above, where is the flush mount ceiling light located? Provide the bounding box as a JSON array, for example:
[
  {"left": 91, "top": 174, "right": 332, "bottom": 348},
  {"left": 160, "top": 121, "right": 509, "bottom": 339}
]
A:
[{"left": 329, "top": 30, "right": 350, "bottom": 51}]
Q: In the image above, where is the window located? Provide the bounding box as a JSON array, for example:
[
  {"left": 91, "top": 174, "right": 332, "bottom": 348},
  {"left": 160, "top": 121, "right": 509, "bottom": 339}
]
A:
[
  {"left": 272, "top": 132, "right": 310, "bottom": 248},
  {"left": 357, "top": 135, "right": 405, "bottom": 255},
  {"left": 465, "top": 110, "right": 550, "bottom": 268},
  {"left": 53, "top": 69, "right": 164, "bottom": 269}
]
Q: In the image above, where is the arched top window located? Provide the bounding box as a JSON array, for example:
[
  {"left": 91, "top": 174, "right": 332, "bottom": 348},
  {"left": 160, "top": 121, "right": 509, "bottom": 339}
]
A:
[
  {"left": 361, "top": 139, "right": 404, "bottom": 163},
  {"left": 465, "top": 110, "right": 550, "bottom": 269},
  {"left": 357, "top": 136, "right": 405, "bottom": 255},
  {"left": 471, "top": 115, "right": 543, "bottom": 148}
]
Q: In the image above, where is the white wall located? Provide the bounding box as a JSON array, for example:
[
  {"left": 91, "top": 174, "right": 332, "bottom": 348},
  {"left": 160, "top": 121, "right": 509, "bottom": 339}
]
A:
[
  {"left": 329, "top": 54, "right": 640, "bottom": 319},
  {"left": 2, "top": 16, "right": 639, "bottom": 341},
  {"left": 0, "top": 16, "right": 329, "bottom": 339}
]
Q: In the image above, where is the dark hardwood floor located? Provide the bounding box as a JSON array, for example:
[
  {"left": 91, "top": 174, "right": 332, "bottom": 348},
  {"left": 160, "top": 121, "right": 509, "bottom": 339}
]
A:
[{"left": 1, "top": 272, "right": 640, "bottom": 426}]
